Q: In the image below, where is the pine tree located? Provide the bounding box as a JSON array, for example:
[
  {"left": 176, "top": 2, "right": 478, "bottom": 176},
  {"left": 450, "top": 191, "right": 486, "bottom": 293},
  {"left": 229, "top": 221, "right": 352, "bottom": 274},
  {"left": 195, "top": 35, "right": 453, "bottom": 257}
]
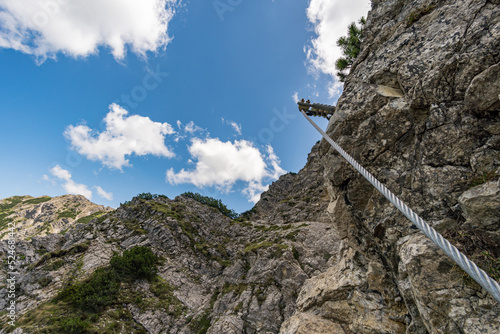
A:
[{"left": 335, "top": 17, "right": 366, "bottom": 82}]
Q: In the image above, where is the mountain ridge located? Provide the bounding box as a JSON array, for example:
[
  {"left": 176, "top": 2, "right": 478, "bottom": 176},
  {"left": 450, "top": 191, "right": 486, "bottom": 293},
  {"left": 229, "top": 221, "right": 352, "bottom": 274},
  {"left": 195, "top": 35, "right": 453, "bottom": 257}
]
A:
[{"left": 0, "top": 195, "right": 113, "bottom": 241}]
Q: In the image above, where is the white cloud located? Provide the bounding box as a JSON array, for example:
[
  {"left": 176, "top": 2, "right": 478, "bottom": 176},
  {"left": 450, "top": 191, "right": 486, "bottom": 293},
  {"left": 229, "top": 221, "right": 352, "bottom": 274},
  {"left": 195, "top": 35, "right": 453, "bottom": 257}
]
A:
[
  {"left": 230, "top": 122, "right": 242, "bottom": 135},
  {"left": 0, "top": 0, "right": 177, "bottom": 62},
  {"left": 184, "top": 121, "right": 203, "bottom": 134},
  {"left": 292, "top": 92, "right": 299, "bottom": 103},
  {"left": 95, "top": 186, "right": 113, "bottom": 201},
  {"left": 174, "top": 120, "right": 208, "bottom": 142},
  {"left": 265, "top": 145, "right": 286, "bottom": 179},
  {"left": 305, "top": 0, "right": 370, "bottom": 95},
  {"left": 65, "top": 103, "right": 175, "bottom": 170},
  {"left": 50, "top": 165, "right": 93, "bottom": 200},
  {"left": 50, "top": 165, "right": 71, "bottom": 181},
  {"left": 221, "top": 118, "right": 242, "bottom": 135},
  {"left": 242, "top": 181, "right": 269, "bottom": 204},
  {"left": 166, "top": 138, "right": 285, "bottom": 203}
]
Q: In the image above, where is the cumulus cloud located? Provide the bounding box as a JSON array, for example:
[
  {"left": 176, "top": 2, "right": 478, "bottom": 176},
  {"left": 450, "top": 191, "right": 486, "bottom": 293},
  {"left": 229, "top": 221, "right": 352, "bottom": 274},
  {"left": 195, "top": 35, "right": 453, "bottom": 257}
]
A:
[
  {"left": 65, "top": 103, "right": 175, "bottom": 170},
  {"left": 305, "top": 0, "right": 370, "bottom": 95},
  {"left": 95, "top": 186, "right": 113, "bottom": 200},
  {"left": 49, "top": 165, "right": 93, "bottom": 200},
  {"left": 166, "top": 138, "right": 285, "bottom": 203},
  {"left": 0, "top": 0, "right": 177, "bottom": 62},
  {"left": 292, "top": 92, "right": 299, "bottom": 103}
]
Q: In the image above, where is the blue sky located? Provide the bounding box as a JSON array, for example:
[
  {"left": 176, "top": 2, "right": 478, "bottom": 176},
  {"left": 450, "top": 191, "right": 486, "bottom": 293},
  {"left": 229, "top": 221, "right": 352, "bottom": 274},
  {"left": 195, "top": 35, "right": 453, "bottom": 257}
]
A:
[{"left": 0, "top": 0, "right": 370, "bottom": 213}]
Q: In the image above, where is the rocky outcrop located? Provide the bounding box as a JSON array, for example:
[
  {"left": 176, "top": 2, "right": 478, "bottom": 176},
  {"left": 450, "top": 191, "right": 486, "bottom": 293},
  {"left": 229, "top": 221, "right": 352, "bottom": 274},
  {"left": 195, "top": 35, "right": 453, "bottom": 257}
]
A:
[
  {"left": 250, "top": 143, "right": 331, "bottom": 224},
  {"left": 0, "top": 195, "right": 112, "bottom": 241},
  {"left": 459, "top": 180, "right": 500, "bottom": 229}
]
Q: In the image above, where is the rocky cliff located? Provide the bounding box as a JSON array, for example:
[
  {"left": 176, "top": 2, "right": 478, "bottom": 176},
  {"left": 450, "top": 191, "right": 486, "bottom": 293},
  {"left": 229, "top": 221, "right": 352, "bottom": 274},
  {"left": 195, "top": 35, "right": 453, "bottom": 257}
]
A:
[
  {"left": 280, "top": 0, "right": 500, "bottom": 332},
  {"left": 1, "top": 0, "right": 499, "bottom": 333}
]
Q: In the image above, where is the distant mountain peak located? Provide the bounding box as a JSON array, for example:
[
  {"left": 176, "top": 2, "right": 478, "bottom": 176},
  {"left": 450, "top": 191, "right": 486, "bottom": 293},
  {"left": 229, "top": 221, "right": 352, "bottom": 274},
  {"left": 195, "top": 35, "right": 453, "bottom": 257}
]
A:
[{"left": 0, "top": 194, "right": 113, "bottom": 240}]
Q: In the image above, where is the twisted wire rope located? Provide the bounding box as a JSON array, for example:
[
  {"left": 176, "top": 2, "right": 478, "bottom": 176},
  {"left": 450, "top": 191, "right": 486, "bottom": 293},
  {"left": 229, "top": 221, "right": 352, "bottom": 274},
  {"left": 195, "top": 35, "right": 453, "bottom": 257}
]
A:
[{"left": 301, "top": 110, "right": 500, "bottom": 303}]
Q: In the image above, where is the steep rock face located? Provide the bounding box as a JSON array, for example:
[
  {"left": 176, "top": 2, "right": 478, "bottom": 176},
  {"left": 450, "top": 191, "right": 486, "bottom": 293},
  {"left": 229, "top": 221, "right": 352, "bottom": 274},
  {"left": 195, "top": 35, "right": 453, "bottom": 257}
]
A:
[
  {"left": 282, "top": 0, "right": 500, "bottom": 333},
  {"left": 0, "top": 195, "right": 112, "bottom": 241},
  {"left": 250, "top": 143, "right": 331, "bottom": 224}
]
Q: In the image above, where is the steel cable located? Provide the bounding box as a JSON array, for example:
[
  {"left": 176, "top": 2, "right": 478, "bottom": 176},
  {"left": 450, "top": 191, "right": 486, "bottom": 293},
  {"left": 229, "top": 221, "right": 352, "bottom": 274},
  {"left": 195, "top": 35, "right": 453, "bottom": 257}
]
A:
[{"left": 301, "top": 110, "right": 500, "bottom": 303}]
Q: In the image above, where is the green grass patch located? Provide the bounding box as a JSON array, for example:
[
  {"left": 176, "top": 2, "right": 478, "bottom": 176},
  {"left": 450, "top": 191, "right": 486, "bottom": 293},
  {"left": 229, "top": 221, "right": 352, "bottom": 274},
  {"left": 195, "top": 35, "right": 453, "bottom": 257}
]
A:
[
  {"left": 0, "top": 196, "right": 25, "bottom": 211},
  {"left": 75, "top": 211, "right": 107, "bottom": 225},
  {"left": 23, "top": 196, "right": 51, "bottom": 205},
  {"left": 150, "top": 277, "right": 186, "bottom": 316},
  {"left": 189, "top": 311, "right": 212, "bottom": 334},
  {"left": 43, "top": 259, "right": 66, "bottom": 272},
  {"left": 221, "top": 282, "right": 248, "bottom": 296},
  {"left": 234, "top": 302, "right": 243, "bottom": 313},
  {"left": 38, "top": 276, "right": 53, "bottom": 288},
  {"left": 150, "top": 202, "right": 185, "bottom": 221},
  {"left": 285, "top": 230, "right": 300, "bottom": 241},
  {"left": 0, "top": 212, "right": 14, "bottom": 231},
  {"left": 57, "top": 210, "right": 78, "bottom": 220},
  {"left": 279, "top": 199, "right": 296, "bottom": 206},
  {"left": 122, "top": 218, "right": 148, "bottom": 235}
]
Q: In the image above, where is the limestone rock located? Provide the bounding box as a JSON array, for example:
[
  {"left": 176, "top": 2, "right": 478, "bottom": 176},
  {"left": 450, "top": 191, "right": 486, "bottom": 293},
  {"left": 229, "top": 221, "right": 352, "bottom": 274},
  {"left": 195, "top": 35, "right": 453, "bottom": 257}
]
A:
[
  {"left": 459, "top": 181, "right": 500, "bottom": 229},
  {"left": 465, "top": 63, "right": 500, "bottom": 112},
  {"left": 280, "top": 312, "right": 346, "bottom": 334}
]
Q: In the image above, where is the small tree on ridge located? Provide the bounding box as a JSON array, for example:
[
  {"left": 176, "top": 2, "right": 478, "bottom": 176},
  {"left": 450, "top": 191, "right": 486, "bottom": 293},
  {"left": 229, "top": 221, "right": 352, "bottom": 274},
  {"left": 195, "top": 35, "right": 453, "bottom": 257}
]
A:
[{"left": 335, "top": 17, "right": 366, "bottom": 82}]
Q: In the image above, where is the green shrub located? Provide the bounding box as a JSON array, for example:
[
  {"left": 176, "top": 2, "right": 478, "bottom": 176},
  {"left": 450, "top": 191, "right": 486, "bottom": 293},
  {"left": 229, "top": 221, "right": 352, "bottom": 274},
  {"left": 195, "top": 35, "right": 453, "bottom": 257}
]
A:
[
  {"left": 181, "top": 192, "right": 238, "bottom": 219},
  {"left": 0, "top": 213, "right": 14, "bottom": 230},
  {"left": 24, "top": 196, "right": 51, "bottom": 205},
  {"left": 335, "top": 17, "right": 366, "bottom": 82},
  {"left": 120, "top": 193, "right": 167, "bottom": 207},
  {"left": 110, "top": 246, "right": 160, "bottom": 280},
  {"left": 60, "top": 317, "right": 91, "bottom": 334},
  {"left": 38, "top": 276, "right": 53, "bottom": 287},
  {"left": 0, "top": 196, "right": 25, "bottom": 211},
  {"left": 189, "top": 311, "right": 212, "bottom": 334},
  {"left": 43, "top": 259, "right": 65, "bottom": 271},
  {"left": 57, "top": 210, "right": 78, "bottom": 220},
  {"left": 56, "top": 246, "right": 160, "bottom": 314},
  {"left": 292, "top": 246, "right": 300, "bottom": 261},
  {"left": 59, "top": 268, "right": 120, "bottom": 312},
  {"left": 136, "top": 193, "right": 167, "bottom": 200},
  {"left": 75, "top": 211, "right": 106, "bottom": 225}
]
